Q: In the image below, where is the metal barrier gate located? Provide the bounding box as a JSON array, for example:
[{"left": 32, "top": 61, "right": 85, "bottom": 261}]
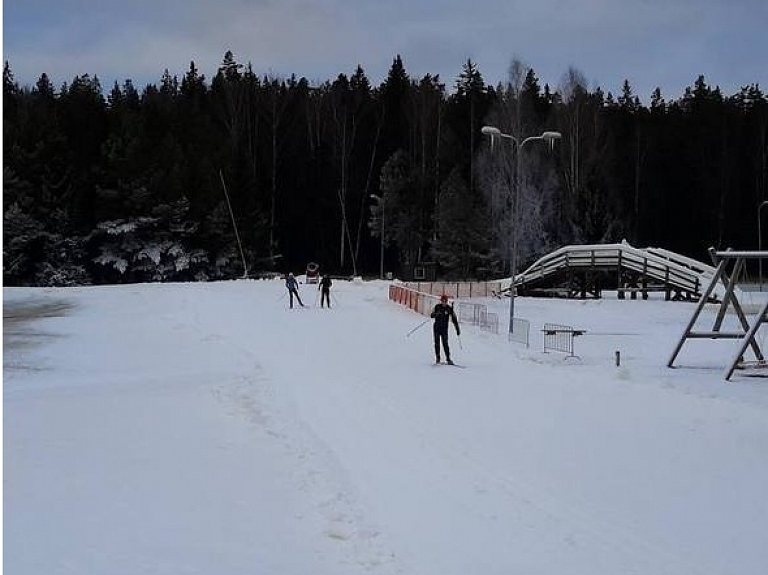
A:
[{"left": 542, "top": 323, "right": 585, "bottom": 357}]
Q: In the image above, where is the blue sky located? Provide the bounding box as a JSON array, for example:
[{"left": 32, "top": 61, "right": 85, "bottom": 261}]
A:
[{"left": 3, "top": 0, "right": 766, "bottom": 101}]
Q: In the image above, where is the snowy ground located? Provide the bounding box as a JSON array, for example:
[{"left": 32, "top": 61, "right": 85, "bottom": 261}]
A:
[{"left": 4, "top": 278, "right": 768, "bottom": 575}]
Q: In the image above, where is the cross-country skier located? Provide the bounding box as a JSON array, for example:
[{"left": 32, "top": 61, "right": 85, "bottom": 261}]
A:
[
  {"left": 285, "top": 272, "right": 304, "bottom": 308},
  {"left": 319, "top": 275, "right": 333, "bottom": 308},
  {"left": 430, "top": 294, "right": 460, "bottom": 364}
]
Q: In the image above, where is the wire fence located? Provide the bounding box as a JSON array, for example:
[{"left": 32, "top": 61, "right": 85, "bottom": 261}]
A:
[
  {"left": 509, "top": 318, "right": 531, "bottom": 347},
  {"left": 456, "top": 302, "right": 486, "bottom": 324}
]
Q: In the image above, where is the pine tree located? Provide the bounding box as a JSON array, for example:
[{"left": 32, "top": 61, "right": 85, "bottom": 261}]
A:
[
  {"left": 431, "top": 168, "right": 492, "bottom": 278},
  {"left": 379, "top": 55, "right": 412, "bottom": 160},
  {"left": 378, "top": 149, "right": 426, "bottom": 274}
]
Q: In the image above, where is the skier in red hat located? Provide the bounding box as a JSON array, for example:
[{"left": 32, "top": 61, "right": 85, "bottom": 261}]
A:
[{"left": 430, "top": 294, "right": 460, "bottom": 364}]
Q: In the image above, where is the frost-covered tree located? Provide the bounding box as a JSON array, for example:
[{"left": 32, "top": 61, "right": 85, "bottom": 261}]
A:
[
  {"left": 3, "top": 201, "right": 45, "bottom": 284},
  {"left": 476, "top": 141, "right": 514, "bottom": 274},
  {"left": 3, "top": 200, "right": 90, "bottom": 287},
  {"left": 92, "top": 198, "right": 207, "bottom": 283},
  {"left": 478, "top": 59, "right": 563, "bottom": 272}
]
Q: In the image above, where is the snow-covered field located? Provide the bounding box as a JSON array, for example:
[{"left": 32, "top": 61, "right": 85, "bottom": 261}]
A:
[{"left": 4, "top": 278, "right": 768, "bottom": 575}]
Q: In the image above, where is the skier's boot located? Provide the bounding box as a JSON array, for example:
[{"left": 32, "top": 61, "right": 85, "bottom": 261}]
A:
[{"left": 447, "top": 358, "right": 454, "bottom": 365}]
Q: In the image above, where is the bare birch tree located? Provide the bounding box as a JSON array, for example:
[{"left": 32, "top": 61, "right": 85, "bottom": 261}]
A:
[{"left": 479, "top": 58, "right": 559, "bottom": 272}]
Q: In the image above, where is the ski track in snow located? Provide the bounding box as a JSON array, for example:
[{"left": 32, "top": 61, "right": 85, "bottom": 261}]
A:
[{"left": 180, "top": 284, "right": 403, "bottom": 573}]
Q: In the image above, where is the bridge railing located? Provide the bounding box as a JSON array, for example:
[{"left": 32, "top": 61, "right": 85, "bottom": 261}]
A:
[{"left": 517, "top": 242, "right": 720, "bottom": 299}]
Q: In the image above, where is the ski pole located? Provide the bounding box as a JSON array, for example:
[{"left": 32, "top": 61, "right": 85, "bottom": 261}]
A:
[
  {"left": 406, "top": 318, "right": 430, "bottom": 338},
  {"left": 457, "top": 334, "right": 464, "bottom": 350}
]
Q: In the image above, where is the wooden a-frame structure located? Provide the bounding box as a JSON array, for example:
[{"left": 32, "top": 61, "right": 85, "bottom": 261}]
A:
[{"left": 668, "top": 248, "right": 768, "bottom": 380}]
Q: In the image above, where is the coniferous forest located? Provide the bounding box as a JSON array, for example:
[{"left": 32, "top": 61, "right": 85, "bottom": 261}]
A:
[{"left": 4, "top": 52, "right": 767, "bottom": 286}]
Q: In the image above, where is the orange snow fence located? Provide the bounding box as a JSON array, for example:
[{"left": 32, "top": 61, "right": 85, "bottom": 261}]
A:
[{"left": 389, "top": 284, "right": 442, "bottom": 317}]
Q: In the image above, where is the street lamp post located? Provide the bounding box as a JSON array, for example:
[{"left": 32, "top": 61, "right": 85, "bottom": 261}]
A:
[
  {"left": 759, "top": 200, "right": 768, "bottom": 291},
  {"left": 481, "top": 125, "right": 562, "bottom": 334},
  {"left": 371, "top": 194, "right": 384, "bottom": 279}
]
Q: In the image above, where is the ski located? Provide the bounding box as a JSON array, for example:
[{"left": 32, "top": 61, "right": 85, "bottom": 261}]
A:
[{"left": 432, "top": 362, "right": 466, "bottom": 369}]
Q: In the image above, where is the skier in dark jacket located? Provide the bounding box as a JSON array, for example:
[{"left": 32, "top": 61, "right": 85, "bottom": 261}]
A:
[
  {"left": 319, "top": 275, "right": 333, "bottom": 308},
  {"left": 285, "top": 272, "right": 304, "bottom": 308},
  {"left": 431, "top": 294, "right": 460, "bottom": 364}
]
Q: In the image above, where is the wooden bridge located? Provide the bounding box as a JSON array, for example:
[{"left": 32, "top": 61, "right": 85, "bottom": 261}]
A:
[{"left": 504, "top": 241, "right": 731, "bottom": 301}]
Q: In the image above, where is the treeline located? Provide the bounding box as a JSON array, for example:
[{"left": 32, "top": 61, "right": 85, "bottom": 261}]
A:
[{"left": 3, "top": 53, "right": 767, "bottom": 286}]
